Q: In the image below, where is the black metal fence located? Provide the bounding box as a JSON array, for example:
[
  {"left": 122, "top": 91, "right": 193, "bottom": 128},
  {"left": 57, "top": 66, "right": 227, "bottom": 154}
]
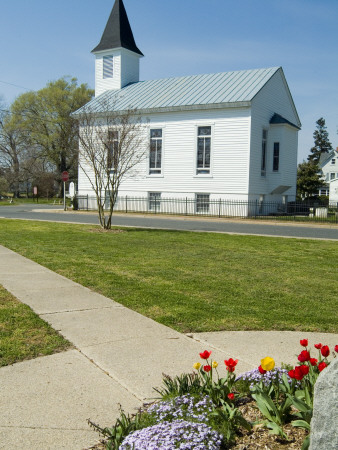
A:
[{"left": 76, "top": 195, "right": 338, "bottom": 224}]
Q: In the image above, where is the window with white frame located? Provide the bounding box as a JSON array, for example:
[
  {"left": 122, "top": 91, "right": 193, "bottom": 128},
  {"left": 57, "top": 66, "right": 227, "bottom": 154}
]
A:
[
  {"left": 261, "top": 129, "right": 267, "bottom": 176},
  {"left": 148, "top": 192, "right": 161, "bottom": 211},
  {"left": 196, "top": 193, "right": 210, "bottom": 213},
  {"left": 107, "top": 130, "right": 119, "bottom": 170},
  {"left": 197, "top": 126, "right": 211, "bottom": 174},
  {"left": 103, "top": 56, "right": 114, "bottom": 79},
  {"left": 330, "top": 172, "right": 335, "bottom": 180},
  {"left": 273, "top": 142, "right": 280, "bottom": 172},
  {"left": 331, "top": 158, "right": 336, "bottom": 165},
  {"left": 149, "top": 129, "right": 162, "bottom": 174}
]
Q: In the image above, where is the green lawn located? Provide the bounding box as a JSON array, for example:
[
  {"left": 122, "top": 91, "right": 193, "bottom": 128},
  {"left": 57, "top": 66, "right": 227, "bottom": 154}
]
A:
[
  {"left": 0, "top": 219, "right": 336, "bottom": 333},
  {"left": 0, "top": 284, "right": 71, "bottom": 367}
]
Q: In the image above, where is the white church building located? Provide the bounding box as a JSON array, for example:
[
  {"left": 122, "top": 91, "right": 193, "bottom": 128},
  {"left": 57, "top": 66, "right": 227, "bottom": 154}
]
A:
[{"left": 76, "top": 0, "right": 301, "bottom": 216}]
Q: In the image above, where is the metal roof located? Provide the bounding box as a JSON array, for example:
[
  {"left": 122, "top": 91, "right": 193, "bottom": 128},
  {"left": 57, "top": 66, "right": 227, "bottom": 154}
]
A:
[{"left": 75, "top": 67, "right": 281, "bottom": 114}]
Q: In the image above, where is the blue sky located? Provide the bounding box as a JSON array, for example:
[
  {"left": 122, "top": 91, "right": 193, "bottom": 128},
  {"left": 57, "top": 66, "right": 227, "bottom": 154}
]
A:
[{"left": 0, "top": 0, "right": 337, "bottom": 162}]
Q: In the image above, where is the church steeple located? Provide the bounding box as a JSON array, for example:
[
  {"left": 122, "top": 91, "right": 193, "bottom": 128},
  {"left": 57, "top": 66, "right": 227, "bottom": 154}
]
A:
[
  {"left": 92, "top": 0, "right": 143, "bottom": 56},
  {"left": 92, "top": 0, "right": 143, "bottom": 96}
]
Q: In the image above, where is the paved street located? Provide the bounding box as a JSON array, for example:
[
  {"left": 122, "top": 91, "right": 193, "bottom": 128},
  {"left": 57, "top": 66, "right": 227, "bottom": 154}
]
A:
[{"left": 0, "top": 203, "right": 338, "bottom": 240}]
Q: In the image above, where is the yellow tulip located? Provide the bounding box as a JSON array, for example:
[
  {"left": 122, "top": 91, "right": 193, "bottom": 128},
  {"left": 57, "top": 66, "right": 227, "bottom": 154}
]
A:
[
  {"left": 193, "top": 362, "right": 201, "bottom": 370},
  {"left": 260, "top": 356, "right": 275, "bottom": 371},
  {"left": 212, "top": 361, "right": 218, "bottom": 368}
]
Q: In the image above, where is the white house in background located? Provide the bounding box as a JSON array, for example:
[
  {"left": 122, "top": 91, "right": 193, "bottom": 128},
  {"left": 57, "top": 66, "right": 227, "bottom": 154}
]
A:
[
  {"left": 76, "top": 0, "right": 301, "bottom": 216},
  {"left": 319, "top": 148, "right": 338, "bottom": 203}
]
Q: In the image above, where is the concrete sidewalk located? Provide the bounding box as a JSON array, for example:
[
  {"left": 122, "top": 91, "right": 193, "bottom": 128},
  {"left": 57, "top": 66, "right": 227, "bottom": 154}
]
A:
[{"left": 0, "top": 245, "right": 337, "bottom": 449}]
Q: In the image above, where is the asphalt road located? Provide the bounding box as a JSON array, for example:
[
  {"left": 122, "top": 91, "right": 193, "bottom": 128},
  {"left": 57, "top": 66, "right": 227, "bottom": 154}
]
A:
[{"left": 0, "top": 204, "right": 338, "bottom": 240}]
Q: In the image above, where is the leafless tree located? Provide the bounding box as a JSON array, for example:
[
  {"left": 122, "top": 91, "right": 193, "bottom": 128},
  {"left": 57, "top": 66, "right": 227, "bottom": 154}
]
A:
[
  {"left": 0, "top": 107, "right": 29, "bottom": 197},
  {"left": 76, "top": 100, "right": 148, "bottom": 229}
]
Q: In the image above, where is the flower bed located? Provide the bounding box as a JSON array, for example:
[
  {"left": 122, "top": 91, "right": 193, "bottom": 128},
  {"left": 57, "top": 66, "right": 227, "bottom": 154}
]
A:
[{"left": 89, "top": 340, "right": 337, "bottom": 449}]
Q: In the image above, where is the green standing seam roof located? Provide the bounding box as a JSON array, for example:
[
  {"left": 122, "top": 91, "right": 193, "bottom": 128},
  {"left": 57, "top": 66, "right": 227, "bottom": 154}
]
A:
[{"left": 75, "top": 67, "right": 281, "bottom": 115}]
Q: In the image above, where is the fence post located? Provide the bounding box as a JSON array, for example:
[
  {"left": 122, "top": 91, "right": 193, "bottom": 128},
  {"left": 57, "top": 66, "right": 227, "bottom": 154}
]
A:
[
  {"left": 125, "top": 196, "right": 128, "bottom": 214},
  {"left": 185, "top": 197, "right": 188, "bottom": 216},
  {"left": 219, "top": 198, "right": 221, "bottom": 218},
  {"left": 254, "top": 200, "right": 258, "bottom": 219},
  {"left": 87, "top": 194, "right": 88, "bottom": 211}
]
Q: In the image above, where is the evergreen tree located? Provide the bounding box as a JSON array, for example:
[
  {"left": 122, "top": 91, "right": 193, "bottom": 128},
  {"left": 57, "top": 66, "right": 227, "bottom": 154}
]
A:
[
  {"left": 308, "top": 117, "right": 333, "bottom": 163},
  {"left": 297, "top": 161, "right": 324, "bottom": 198}
]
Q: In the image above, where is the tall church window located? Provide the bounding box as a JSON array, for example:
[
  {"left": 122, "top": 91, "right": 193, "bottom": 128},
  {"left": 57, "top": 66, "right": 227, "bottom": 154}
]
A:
[
  {"left": 261, "top": 129, "right": 267, "bottom": 176},
  {"left": 107, "top": 130, "right": 119, "bottom": 170},
  {"left": 149, "top": 129, "right": 162, "bottom": 174},
  {"left": 197, "top": 126, "right": 211, "bottom": 174},
  {"left": 273, "top": 142, "right": 280, "bottom": 172}
]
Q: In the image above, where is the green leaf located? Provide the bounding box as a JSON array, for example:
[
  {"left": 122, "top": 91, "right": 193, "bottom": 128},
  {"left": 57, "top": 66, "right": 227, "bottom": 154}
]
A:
[
  {"left": 252, "top": 393, "right": 277, "bottom": 423},
  {"left": 301, "top": 434, "right": 310, "bottom": 450},
  {"left": 292, "top": 420, "right": 311, "bottom": 430},
  {"left": 287, "top": 394, "right": 312, "bottom": 413},
  {"left": 266, "top": 421, "right": 286, "bottom": 438}
]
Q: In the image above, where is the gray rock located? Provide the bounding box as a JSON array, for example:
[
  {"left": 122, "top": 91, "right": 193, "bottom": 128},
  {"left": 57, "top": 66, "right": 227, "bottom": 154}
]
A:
[{"left": 309, "top": 357, "right": 338, "bottom": 449}]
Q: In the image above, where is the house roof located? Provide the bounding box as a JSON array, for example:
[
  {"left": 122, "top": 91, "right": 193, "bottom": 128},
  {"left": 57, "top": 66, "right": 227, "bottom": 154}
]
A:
[
  {"left": 270, "top": 113, "right": 300, "bottom": 130},
  {"left": 319, "top": 148, "right": 338, "bottom": 167},
  {"left": 92, "top": 0, "right": 143, "bottom": 56},
  {"left": 75, "top": 67, "right": 282, "bottom": 115}
]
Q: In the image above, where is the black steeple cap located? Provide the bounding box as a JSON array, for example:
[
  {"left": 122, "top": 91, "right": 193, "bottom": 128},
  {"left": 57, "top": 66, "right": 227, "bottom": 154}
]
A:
[{"left": 92, "top": 0, "right": 143, "bottom": 56}]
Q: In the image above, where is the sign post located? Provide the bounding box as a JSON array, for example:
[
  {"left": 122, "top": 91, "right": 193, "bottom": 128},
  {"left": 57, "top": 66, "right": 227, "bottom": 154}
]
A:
[
  {"left": 62, "top": 171, "right": 69, "bottom": 211},
  {"left": 33, "top": 186, "right": 38, "bottom": 203}
]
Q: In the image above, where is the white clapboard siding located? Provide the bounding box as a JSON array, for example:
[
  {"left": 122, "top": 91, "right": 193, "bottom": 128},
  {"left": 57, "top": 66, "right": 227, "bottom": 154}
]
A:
[
  {"left": 117, "top": 107, "right": 251, "bottom": 198},
  {"left": 95, "top": 49, "right": 140, "bottom": 96},
  {"left": 249, "top": 68, "right": 300, "bottom": 200}
]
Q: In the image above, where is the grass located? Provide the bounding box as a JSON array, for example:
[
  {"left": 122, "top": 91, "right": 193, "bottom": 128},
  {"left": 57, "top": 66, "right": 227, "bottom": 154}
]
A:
[
  {"left": 0, "top": 219, "right": 337, "bottom": 334},
  {"left": 0, "top": 284, "right": 71, "bottom": 367}
]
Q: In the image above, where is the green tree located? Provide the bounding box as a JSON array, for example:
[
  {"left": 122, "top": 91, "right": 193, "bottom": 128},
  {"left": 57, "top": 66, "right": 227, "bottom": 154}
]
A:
[
  {"left": 0, "top": 176, "right": 9, "bottom": 196},
  {"left": 11, "top": 77, "right": 94, "bottom": 191},
  {"left": 308, "top": 117, "right": 333, "bottom": 164},
  {"left": 297, "top": 161, "right": 324, "bottom": 199},
  {"left": 0, "top": 107, "right": 29, "bottom": 197}
]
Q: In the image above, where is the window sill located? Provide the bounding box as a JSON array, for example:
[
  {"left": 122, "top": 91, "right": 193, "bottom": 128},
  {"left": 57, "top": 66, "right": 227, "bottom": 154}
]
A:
[{"left": 146, "top": 174, "right": 164, "bottom": 178}]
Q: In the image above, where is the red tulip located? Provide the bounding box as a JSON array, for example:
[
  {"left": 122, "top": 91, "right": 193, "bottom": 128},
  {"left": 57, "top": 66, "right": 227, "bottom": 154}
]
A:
[
  {"left": 318, "top": 361, "right": 327, "bottom": 372},
  {"left": 300, "top": 339, "right": 308, "bottom": 347},
  {"left": 203, "top": 365, "right": 211, "bottom": 372},
  {"left": 314, "top": 343, "right": 322, "bottom": 349},
  {"left": 298, "top": 350, "right": 310, "bottom": 362},
  {"left": 288, "top": 369, "right": 295, "bottom": 379},
  {"left": 321, "top": 345, "right": 330, "bottom": 357},
  {"left": 310, "top": 358, "right": 318, "bottom": 366},
  {"left": 199, "top": 350, "right": 212, "bottom": 360},
  {"left": 294, "top": 366, "right": 304, "bottom": 380},
  {"left": 335, "top": 345, "right": 338, "bottom": 353},
  {"left": 299, "top": 365, "right": 309, "bottom": 376},
  {"left": 228, "top": 393, "right": 235, "bottom": 401},
  {"left": 224, "top": 358, "right": 238, "bottom": 372},
  {"left": 258, "top": 365, "right": 266, "bottom": 374}
]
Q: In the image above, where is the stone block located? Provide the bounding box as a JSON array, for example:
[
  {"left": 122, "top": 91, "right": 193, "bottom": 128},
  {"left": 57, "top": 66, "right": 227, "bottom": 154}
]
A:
[{"left": 309, "top": 357, "right": 338, "bottom": 449}]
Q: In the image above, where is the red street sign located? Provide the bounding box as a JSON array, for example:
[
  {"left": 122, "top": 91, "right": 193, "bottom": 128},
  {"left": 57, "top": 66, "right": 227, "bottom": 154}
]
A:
[{"left": 62, "top": 171, "right": 69, "bottom": 182}]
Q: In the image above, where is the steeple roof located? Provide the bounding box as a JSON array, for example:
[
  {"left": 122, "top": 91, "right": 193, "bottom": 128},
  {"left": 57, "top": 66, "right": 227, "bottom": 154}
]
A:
[{"left": 92, "top": 0, "right": 143, "bottom": 55}]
